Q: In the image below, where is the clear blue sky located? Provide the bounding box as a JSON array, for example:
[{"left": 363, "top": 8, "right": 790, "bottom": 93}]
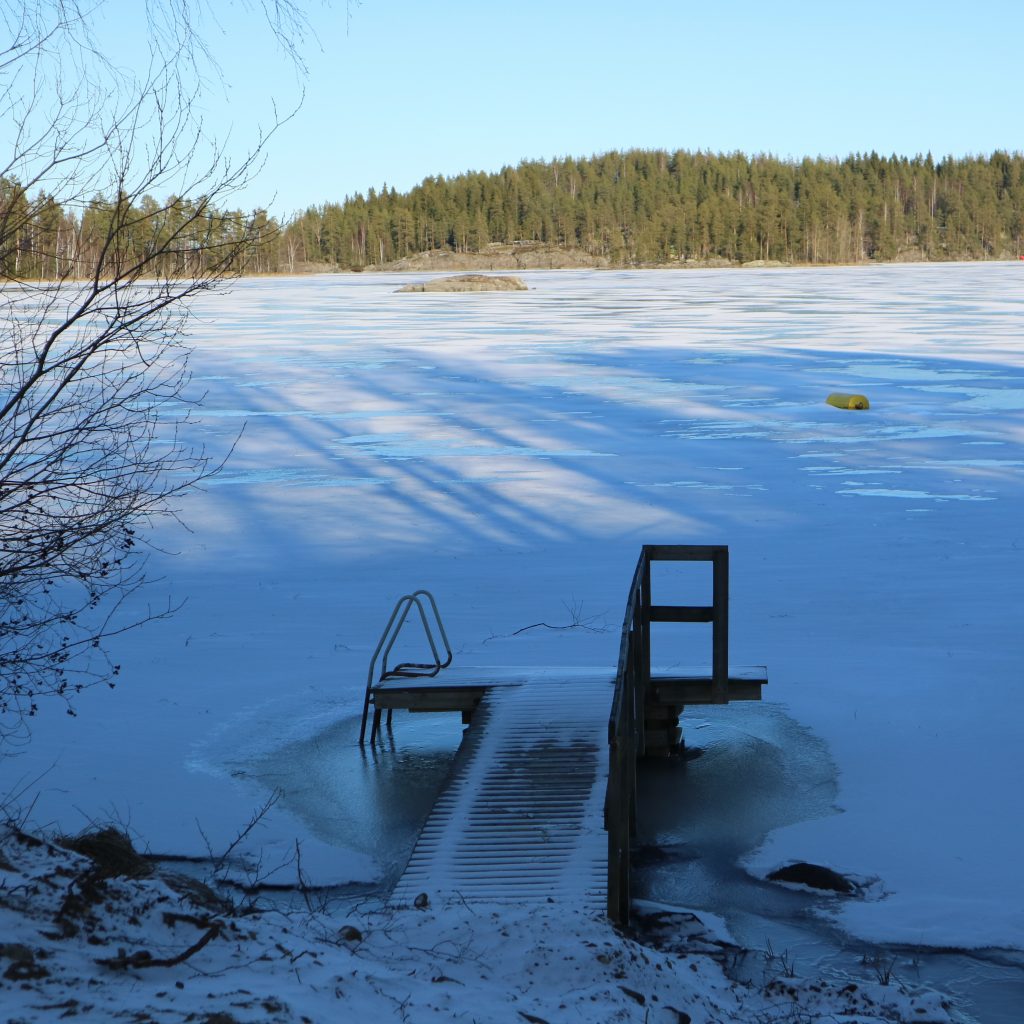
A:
[{"left": 101, "top": 0, "right": 1024, "bottom": 218}]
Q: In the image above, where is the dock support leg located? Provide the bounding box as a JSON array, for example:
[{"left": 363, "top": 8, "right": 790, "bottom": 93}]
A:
[{"left": 642, "top": 702, "right": 683, "bottom": 757}]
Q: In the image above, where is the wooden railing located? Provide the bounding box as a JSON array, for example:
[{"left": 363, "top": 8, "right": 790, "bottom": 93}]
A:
[{"left": 605, "top": 544, "right": 729, "bottom": 925}]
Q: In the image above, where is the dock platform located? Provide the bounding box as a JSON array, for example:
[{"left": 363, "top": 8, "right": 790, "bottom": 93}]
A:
[{"left": 363, "top": 545, "right": 767, "bottom": 925}]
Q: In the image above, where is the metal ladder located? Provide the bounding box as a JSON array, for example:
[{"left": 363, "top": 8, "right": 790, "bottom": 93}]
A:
[{"left": 358, "top": 589, "right": 452, "bottom": 744}]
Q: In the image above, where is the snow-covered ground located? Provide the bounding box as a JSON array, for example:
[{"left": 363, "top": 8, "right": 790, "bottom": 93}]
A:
[
  {"left": 4, "top": 264, "right": 1023, "bottom": 1020},
  {"left": 0, "top": 825, "right": 957, "bottom": 1023}
]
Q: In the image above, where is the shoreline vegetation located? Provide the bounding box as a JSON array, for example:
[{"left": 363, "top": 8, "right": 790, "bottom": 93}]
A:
[{"left": 4, "top": 148, "right": 1024, "bottom": 280}]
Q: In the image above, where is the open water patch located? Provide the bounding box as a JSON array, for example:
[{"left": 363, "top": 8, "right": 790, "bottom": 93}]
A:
[
  {"left": 630, "top": 479, "right": 768, "bottom": 493},
  {"left": 243, "top": 712, "right": 465, "bottom": 887},
  {"left": 837, "top": 487, "right": 996, "bottom": 502}
]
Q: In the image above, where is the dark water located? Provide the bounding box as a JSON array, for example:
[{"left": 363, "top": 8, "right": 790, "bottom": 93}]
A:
[
  {"left": 633, "top": 704, "right": 1024, "bottom": 1024},
  {"left": 248, "top": 710, "right": 465, "bottom": 885}
]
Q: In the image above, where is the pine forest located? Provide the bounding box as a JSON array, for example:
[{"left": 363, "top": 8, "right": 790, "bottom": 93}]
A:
[{"left": 4, "top": 149, "right": 1024, "bottom": 278}]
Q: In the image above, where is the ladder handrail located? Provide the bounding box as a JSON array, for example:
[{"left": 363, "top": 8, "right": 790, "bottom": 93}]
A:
[
  {"left": 358, "top": 589, "right": 452, "bottom": 744},
  {"left": 382, "top": 589, "right": 452, "bottom": 678}
]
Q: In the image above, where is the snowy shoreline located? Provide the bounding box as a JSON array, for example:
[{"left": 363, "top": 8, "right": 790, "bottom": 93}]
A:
[{"left": 0, "top": 823, "right": 960, "bottom": 1024}]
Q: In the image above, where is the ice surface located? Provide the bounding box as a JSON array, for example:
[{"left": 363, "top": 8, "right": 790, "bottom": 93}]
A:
[{"left": 8, "top": 263, "right": 1024, "bottom": 961}]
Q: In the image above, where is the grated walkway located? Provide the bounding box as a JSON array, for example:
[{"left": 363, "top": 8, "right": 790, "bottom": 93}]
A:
[{"left": 391, "top": 673, "right": 613, "bottom": 909}]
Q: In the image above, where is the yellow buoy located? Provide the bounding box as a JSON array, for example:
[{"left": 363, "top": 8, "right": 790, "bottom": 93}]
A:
[{"left": 826, "top": 392, "right": 870, "bottom": 410}]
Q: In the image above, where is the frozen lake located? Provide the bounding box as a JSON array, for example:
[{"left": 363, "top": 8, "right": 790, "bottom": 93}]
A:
[{"left": 11, "top": 264, "right": 1024, "bottom": 1019}]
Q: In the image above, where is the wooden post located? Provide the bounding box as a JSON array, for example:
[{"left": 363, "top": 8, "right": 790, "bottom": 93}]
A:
[
  {"left": 712, "top": 548, "right": 729, "bottom": 703},
  {"left": 638, "top": 557, "right": 647, "bottom": 757}
]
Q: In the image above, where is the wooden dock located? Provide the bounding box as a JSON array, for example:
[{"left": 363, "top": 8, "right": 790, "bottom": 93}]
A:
[
  {"left": 363, "top": 545, "right": 766, "bottom": 925},
  {"left": 392, "top": 672, "right": 613, "bottom": 908}
]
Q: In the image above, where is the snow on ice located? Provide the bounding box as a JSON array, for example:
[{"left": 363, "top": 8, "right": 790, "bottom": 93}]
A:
[{"left": 3, "top": 262, "right": 1023, "bottom": 1020}]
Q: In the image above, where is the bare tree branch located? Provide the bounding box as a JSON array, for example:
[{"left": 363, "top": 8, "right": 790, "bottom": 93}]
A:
[{"left": 0, "top": 0, "right": 323, "bottom": 734}]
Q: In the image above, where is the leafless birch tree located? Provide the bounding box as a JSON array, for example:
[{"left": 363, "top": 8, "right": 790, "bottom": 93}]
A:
[{"left": 0, "top": 0, "right": 313, "bottom": 731}]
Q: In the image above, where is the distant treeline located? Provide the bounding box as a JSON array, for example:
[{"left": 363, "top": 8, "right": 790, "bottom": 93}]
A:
[
  {"left": 0, "top": 182, "right": 279, "bottom": 280},
  {"left": 284, "top": 150, "right": 1024, "bottom": 269},
  {"left": 4, "top": 150, "right": 1024, "bottom": 278}
]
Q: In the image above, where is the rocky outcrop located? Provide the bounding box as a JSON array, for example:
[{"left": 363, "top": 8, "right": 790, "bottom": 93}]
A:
[
  {"left": 767, "top": 862, "right": 856, "bottom": 894},
  {"left": 680, "top": 256, "right": 735, "bottom": 268},
  {"left": 396, "top": 273, "right": 528, "bottom": 293}
]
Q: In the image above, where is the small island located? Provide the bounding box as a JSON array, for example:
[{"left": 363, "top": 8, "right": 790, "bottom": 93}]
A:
[{"left": 396, "top": 273, "right": 528, "bottom": 293}]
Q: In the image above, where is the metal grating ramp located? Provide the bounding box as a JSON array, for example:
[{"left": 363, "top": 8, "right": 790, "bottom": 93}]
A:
[{"left": 391, "top": 673, "right": 613, "bottom": 909}]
